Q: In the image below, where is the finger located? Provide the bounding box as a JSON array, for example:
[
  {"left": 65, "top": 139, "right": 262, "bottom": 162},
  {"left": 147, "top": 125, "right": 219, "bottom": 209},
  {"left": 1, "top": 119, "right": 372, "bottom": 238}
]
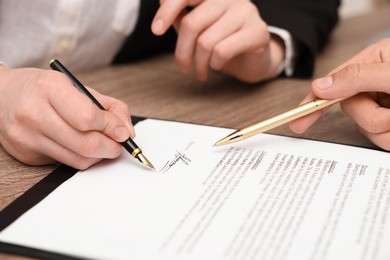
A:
[
  {"left": 39, "top": 105, "right": 123, "bottom": 159},
  {"left": 288, "top": 92, "right": 331, "bottom": 134},
  {"left": 36, "top": 136, "right": 103, "bottom": 170},
  {"left": 209, "top": 26, "right": 268, "bottom": 72},
  {"left": 357, "top": 125, "right": 390, "bottom": 151},
  {"left": 326, "top": 39, "right": 390, "bottom": 75},
  {"left": 193, "top": 2, "right": 264, "bottom": 80},
  {"left": 1, "top": 129, "right": 101, "bottom": 169},
  {"left": 152, "top": 0, "right": 202, "bottom": 35},
  {"left": 312, "top": 63, "right": 390, "bottom": 99},
  {"left": 47, "top": 77, "right": 130, "bottom": 143},
  {"left": 209, "top": 7, "right": 268, "bottom": 71},
  {"left": 341, "top": 93, "right": 390, "bottom": 134},
  {"left": 175, "top": 2, "right": 225, "bottom": 74},
  {"left": 172, "top": 9, "right": 188, "bottom": 32},
  {"left": 90, "top": 88, "right": 135, "bottom": 138},
  {"left": 193, "top": 8, "right": 244, "bottom": 80},
  {"left": 0, "top": 134, "right": 56, "bottom": 166}
]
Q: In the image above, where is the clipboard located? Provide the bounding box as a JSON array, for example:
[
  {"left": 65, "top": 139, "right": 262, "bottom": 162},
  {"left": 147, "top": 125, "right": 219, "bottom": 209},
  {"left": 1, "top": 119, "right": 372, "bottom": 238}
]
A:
[
  {"left": 1, "top": 116, "right": 389, "bottom": 260},
  {"left": 0, "top": 116, "right": 147, "bottom": 260}
]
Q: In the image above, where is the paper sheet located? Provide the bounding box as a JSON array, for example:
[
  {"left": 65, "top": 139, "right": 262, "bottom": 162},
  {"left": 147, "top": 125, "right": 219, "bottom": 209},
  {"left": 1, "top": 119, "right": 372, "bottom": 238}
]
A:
[{"left": 1, "top": 119, "right": 390, "bottom": 260}]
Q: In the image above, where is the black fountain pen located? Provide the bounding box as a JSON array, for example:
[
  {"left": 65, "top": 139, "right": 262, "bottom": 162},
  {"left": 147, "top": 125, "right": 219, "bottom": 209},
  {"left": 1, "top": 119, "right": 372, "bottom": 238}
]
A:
[{"left": 50, "top": 59, "right": 155, "bottom": 170}]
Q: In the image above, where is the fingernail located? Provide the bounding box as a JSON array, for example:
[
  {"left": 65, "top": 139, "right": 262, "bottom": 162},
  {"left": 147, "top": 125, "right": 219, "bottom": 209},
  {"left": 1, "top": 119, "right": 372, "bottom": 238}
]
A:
[
  {"left": 126, "top": 122, "right": 135, "bottom": 138},
  {"left": 314, "top": 76, "right": 333, "bottom": 90},
  {"left": 152, "top": 18, "right": 164, "bottom": 35},
  {"left": 125, "top": 122, "right": 132, "bottom": 132},
  {"left": 114, "top": 126, "right": 129, "bottom": 142}
]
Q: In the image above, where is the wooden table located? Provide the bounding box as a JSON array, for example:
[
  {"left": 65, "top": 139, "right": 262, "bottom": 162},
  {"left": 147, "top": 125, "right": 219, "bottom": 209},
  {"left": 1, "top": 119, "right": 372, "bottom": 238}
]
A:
[{"left": 1, "top": 6, "right": 389, "bottom": 259}]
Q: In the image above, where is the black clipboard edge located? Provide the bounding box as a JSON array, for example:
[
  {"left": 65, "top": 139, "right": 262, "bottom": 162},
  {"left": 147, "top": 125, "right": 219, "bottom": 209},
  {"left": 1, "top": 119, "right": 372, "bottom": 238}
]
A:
[
  {"left": 0, "top": 116, "right": 147, "bottom": 259},
  {"left": 0, "top": 241, "right": 87, "bottom": 260},
  {"left": 0, "top": 164, "right": 78, "bottom": 231},
  {"left": 0, "top": 165, "right": 81, "bottom": 260}
]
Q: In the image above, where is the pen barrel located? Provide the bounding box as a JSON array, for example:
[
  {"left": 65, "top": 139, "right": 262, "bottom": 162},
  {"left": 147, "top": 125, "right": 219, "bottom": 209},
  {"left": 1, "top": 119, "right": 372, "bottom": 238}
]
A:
[
  {"left": 50, "top": 59, "right": 105, "bottom": 110},
  {"left": 240, "top": 98, "right": 343, "bottom": 139}
]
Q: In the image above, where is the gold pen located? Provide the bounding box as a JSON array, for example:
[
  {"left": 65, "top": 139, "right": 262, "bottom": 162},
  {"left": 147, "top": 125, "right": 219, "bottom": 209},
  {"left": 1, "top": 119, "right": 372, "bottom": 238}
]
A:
[{"left": 214, "top": 98, "right": 345, "bottom": 146}]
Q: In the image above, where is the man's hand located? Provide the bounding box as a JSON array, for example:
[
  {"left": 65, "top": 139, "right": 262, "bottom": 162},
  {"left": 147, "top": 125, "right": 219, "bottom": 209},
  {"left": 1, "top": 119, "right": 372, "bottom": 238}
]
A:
[
  {"left": 290, "top": 38, "right": 390, "bottom": 150},
  {"left": 152, "top": 0, "right": 285, "bottom": 83}
]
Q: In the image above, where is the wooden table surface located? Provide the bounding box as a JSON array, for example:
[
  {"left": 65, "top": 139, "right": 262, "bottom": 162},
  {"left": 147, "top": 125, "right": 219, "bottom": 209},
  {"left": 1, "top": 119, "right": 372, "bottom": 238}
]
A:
[{"left": 1, "top": 6, "right": 389, "bottom": 259}]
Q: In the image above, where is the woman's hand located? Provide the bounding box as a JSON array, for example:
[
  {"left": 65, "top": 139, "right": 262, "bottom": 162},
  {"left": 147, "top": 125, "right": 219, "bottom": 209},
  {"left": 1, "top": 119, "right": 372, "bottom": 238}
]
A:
[{"left": 0, "top": 66, "right": 134, "bottom": 169}]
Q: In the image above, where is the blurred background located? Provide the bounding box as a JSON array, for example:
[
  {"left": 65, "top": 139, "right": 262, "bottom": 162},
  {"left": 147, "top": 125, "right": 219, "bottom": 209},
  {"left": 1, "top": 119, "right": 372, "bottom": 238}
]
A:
[{"left": 341, "top": 0, "right": 390, "bottom": 17}]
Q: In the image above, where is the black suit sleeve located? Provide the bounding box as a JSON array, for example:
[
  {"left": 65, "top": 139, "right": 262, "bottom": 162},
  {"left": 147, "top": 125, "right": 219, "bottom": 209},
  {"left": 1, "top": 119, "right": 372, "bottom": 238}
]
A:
[
  {"left": 113, "top": 0, "right": 177, "bottom": 63},
  {"left": 252, "top": 0, "right": 340, "bottom": 77}
]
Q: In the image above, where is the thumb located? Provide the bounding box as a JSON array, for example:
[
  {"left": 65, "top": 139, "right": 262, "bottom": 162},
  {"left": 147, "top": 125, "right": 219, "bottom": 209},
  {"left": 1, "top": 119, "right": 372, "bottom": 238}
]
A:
[
  {"left": 288, "top": 92, "right": 327, "bottom": 134},
  {"left": 312, "top": 63, "right": 390, "bottom": 99}
]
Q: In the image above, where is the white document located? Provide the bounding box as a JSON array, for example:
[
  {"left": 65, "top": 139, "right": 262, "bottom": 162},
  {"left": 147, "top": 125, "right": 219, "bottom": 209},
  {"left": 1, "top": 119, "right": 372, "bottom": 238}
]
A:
[{"left": 1, "top": 118, "right": 390, "bottom": 260}]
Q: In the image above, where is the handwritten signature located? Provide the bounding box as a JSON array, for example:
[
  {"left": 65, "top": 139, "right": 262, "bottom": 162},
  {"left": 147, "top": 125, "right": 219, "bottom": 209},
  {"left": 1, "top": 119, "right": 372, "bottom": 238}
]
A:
[{"left": 160, "top": 151, "right": 192, "bottom": 173}]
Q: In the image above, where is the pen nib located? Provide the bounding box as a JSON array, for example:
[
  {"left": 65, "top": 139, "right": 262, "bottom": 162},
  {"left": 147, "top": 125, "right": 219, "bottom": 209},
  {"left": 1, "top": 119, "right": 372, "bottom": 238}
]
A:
[
  {"left": 136, "top": 153, "right": 156, "bottom": 171},
  {"left": 214, "top": 130, "right": 243, "bottom": 147}
]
